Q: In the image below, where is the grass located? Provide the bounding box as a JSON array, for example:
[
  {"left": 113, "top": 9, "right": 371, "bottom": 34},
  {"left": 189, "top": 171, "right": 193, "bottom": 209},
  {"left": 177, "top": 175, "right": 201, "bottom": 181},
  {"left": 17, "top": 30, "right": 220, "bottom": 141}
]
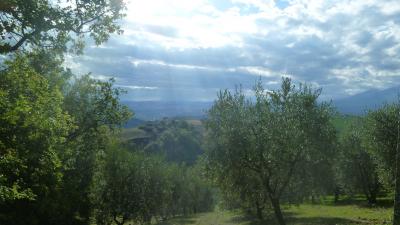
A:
[
  {"left": 155, "top": 198, "right": 393, "bottom": 225},
  {"left": 120, "top": 127, "right": 148, "bottom": 140},
  {"left": 284, "top": 204, "right": 391, "bottom": 224}
]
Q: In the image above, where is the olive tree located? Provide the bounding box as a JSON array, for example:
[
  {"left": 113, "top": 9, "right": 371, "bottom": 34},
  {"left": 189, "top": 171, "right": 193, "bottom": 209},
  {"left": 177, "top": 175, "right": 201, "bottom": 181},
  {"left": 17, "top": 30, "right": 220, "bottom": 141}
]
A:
[
  {"left": 366, "top": 102, "right": 400, "bottom": 225},
  {"left": 337, "top": 124, "right": 381, "bottom": 204},
  {"left": 57, "top": 74, "right": 131, "bottom": 224},
  {"left": 0, "top": 0, "right": 125, "bottom": 53},
  {"left": 204, "top": 78, "right": 336, "bottom": 225}
]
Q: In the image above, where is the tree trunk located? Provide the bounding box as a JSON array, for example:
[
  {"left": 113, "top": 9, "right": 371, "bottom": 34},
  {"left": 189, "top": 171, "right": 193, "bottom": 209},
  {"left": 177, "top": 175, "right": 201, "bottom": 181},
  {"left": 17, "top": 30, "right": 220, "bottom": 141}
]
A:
[
  {"left": 394, "top": 108, "right": 400, "bottom": 225},
  {"left": 311, "top": 194, "right": 316, "bottom": 204},
  {"left": 334, "top": 187, "right": 340, "bottom": 204},
  {"left": 270, "top": 197, "right": 286, "bottom": 225},
  {"left": 255, "top": 200, "right": 263, "bottom": 220},
  {"left": 368, "top": 191, "right": 377, "bottom": 205}
]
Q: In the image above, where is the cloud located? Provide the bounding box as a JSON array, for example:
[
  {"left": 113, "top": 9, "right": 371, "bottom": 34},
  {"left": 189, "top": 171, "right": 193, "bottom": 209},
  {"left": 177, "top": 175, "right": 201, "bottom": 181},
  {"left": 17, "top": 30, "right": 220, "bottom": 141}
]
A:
[
  {"left": 66, "top": 0, "right": 400, "bottom": 101},
  {"left": 116, "top": 85, "right": 159, "bottom": 90},
  {"left": 130, "top": 58, "right": 223, "bottom": 71},
  {"left": 234, "top": 66, "right": 276, "bottom": 78}
]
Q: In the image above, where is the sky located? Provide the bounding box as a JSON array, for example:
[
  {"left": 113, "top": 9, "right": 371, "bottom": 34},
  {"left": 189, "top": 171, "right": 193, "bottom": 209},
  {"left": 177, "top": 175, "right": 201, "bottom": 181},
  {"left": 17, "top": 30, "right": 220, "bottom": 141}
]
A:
[{"left": 66, "top": 0, "right": 400, "bottom": 102}]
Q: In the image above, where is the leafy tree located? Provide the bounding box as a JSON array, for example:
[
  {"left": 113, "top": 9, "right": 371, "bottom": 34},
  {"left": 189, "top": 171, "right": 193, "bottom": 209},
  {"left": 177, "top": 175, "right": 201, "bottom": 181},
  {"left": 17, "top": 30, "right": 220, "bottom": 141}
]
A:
[
  {"left": 204, "top": 78, "right": 336, "bottom": 225},
  {"left": 184, "top": 163, "right": 215, "bottom": 214},
  {"left": 0, "top": 0, "right": 125, "bottom": 53},
  {"left": 93, "top": 146, "right": 170, "bottom": 225},
  {"left": 366, "top": 102, "right": 400, "bottom": 224},
  {"left": 218, "top": 168, "right": 268, "bottom": 219},
  {"left": 0, "top": 53, "right": 131, "bottom": 225},
  {"left": 93, "top": 146, "right": 143, "bottom": 225},
  {"left": 159, "top": 162, "right": 214, "bottom": 219},
  {"left": 0, "top": 55, "right": 71, "bottom": 225},
  {"left": 0, "top": 0, "right": 131, "bottom": 222},
  {"left": 63, "top": 75, "right": 132, "bottom": 134},
  {"left": 337, "top": 124, "right": 381, "bottom": 204},
  {"left": 93, "top": 143, "right": 215, "bottom": 225},
  {"left": 56, "top": 74, "right": 132, "bottom": 224},
  {"left": 144, "top": 119, "right": 204, "bottom": 165},
  {"left": 25, "top": 49, "right": 73, "bottom": 90}
]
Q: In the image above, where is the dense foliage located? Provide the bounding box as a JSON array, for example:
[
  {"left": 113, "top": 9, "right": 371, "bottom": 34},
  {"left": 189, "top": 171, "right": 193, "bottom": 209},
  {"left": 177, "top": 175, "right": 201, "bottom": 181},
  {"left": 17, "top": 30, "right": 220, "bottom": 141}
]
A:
[
  {"left": 365, "top": 103, "right": 400, "bottom": 224},
  {"left": 0, "top": 53, "right": 215, "bottom": 225},
  {"left": 93, "top": 144, "right": 214, "bottom": 225},
  {"left": 0, "top": 53, "right": 129, "bottom": 225},
  {"left": 0, "top": 0, "right": 125, "bottom": 53},
  {"left": 139, "top": 119, "right": 204, "bottom": 165},
  {"left": 2, "top": 1, "right": 400, "bottom": 225},
  {"left": 0, "top": 55, "right": 71, "bottom": 224},
  {"left": 336, "top": 123, "right": 381, "bottom": 204},
  {"left": 204, "top": 79, "right": 337, "bottom": 225}
]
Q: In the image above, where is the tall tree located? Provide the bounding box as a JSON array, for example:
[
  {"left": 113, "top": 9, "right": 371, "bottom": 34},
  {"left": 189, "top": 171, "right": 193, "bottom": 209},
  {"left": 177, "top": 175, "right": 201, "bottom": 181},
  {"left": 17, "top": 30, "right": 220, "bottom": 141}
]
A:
[
  {"left": 57, "top": 75, "right": 132, "bottom": 224},
  {"left": 366, "top": 102, "right": 400, "bottom": 225},
  {"left": 0, "top": 0, "right": 125, "bottom": 53},
  {"left": 0, "top": 0, "right": 130, "bottom": 223},
  {"left": 0, "top": 55, "right": 72, "bottom": 225},
  {"left": 204, "top": 78, "right": 336, "bottom": 225}
]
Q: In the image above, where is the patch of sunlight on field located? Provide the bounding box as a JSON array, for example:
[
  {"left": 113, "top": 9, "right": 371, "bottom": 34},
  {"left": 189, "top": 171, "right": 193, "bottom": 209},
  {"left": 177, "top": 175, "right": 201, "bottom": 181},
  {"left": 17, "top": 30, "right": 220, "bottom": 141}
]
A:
[
  {"left": 285, "top": 204, "right": 392, "bottom": 225},
  {"left": 155, "top": 203, "right": 392, "bottom": 225},
  {"left": 154, "top": 209, "right": 249, "bottom": 225}
]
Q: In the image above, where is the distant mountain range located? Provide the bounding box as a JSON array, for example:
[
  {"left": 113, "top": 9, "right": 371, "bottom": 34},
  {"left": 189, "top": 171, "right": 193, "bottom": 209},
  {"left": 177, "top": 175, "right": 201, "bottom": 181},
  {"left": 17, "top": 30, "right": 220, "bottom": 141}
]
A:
[
  {"left": 123, "top": 86, "right": 400, "bottom": 122},
  {"left": 333, "top": 86, "right": 400, "bottom": 115}
]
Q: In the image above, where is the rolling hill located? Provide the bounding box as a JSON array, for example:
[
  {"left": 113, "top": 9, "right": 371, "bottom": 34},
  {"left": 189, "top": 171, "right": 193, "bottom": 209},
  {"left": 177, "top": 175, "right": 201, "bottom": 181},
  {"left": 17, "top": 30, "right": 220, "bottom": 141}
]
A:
[{"left": 122, "top": 85, "right": 400, "bottom": 122}]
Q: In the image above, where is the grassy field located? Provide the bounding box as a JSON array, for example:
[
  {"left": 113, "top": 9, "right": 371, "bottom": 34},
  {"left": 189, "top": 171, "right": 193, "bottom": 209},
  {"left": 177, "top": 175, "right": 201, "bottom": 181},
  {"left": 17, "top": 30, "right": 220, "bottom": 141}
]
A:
[{"left": 155, "top": 199, "right": 393, "bottom": 225}]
